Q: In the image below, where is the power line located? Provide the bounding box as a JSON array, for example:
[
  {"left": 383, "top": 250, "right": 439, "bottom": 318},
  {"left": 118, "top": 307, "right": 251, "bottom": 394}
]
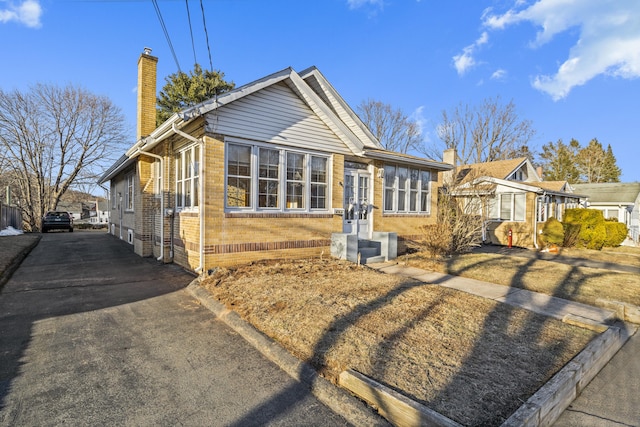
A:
[
  {"left": 151, "top": 0, "right": 181, "bottom": 72},
  {"left": 199, "top": 0, "right": 213, "bottom": 71},
  {"left": 185, "top": 0, "right": 198, "bottom": 66}
]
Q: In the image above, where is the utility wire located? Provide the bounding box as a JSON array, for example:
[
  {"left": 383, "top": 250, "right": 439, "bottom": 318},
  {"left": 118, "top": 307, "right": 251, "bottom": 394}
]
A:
[
  {"left": 185, "top": 0, "right": 198, "bottom": 66},
  {"left": 152, "top": 0, "right": 181, "bottom": 72},
  {"left": 199, "top": 0, "right": 214, "bottom": 71}
]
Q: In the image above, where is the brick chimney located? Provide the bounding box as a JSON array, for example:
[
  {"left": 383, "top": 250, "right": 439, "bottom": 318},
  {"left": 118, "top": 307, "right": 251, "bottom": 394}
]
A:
[
  {"left": 137, "top": 47, "right": 158, "bottom": 140},
  {"left": 443, "top": 148, "right": 458, "bottom": 185}
]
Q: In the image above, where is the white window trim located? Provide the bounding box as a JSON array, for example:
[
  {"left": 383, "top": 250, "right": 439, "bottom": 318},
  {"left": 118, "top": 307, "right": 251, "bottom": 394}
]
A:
[
  {"left": 175, "top": 144, "right": 200, "bottom": 212},
  {"left": 492, "top": 192, "right": 526, "bottom": 222},
  {"left": 153, "top": 159, "right": 162, "bottom": 198},
  {"left": 383, "top": 164, "right": 431, "bottom": 214},
  {"left": 125, "top": 173, "right": 134, "bottom": 212},
  {"left": 224, "top": 138, "right": 331, "bottom": 213}
]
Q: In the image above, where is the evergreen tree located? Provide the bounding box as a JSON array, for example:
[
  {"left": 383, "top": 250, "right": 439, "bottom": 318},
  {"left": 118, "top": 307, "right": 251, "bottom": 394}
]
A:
[
  {"left": 575, "top": 138, "right": 622, "bottom": 183},
  {"left": 601, "top": 144, "right": 622, "bottom": 182},
  {"left": 156, "top": 64, "right": 235, "bottom": 125},
  {"left": 538, "top": 138, "right": 580, "bottom": 183}
]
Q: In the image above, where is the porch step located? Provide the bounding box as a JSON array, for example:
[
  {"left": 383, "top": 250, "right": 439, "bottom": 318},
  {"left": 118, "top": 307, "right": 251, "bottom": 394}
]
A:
[
  {"left": 361, "top": 255, "right": 387, "bottom": 264},
  {"left": 357, "top": 243, "right": 384, "bottom": 264}
]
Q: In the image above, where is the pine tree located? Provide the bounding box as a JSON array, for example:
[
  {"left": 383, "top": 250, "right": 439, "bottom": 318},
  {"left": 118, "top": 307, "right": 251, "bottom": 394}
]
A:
[
  {"left": 601, "top": 144, "right": 621, "bottom": 182},
  {"left": 538, "top": 139, "right": 580, "bottom": 183},
  {"left": 156, "top": 64, "right": 235, "bottom": 125},
  {"left": 576, "top": 139, "right": 622, "bottom": 183}
]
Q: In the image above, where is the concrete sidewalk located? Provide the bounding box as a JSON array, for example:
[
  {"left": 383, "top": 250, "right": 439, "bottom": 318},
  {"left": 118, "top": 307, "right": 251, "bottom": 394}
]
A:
[
  {"left": 370, "top": 263, "right": 617, "bottom": 328},
  {"left": 369, "top": 261, "right": 639, "bottom": 426},
  {"left": 473, "top": 245, "right": 640, "bottom": 275}
]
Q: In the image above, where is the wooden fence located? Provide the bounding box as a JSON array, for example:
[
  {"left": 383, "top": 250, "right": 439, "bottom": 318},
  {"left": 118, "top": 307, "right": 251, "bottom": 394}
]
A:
[{"left": 0, "top": 202, "right": 22, "bottom": 231}]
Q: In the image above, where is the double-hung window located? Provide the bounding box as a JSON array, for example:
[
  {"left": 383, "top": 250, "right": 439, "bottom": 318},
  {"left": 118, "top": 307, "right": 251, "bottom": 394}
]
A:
[
  {"left": 491, "top": 193, "right": 525, "bottom": 221},
  {"left": 259, "top": 148, "right": 280, "bottom": 208},
  {"left": 227, "top": 144, "right": 252, "bottom": 207},
  {"left": 125, "top": 173, "right": 134, "bottom": 211},
  {"left": 286, "top": 152, "right": 305, "bottom": 209},
  {"left": 383, "top": 164, "right": 431, "bottom": 214},
  {"left": 310, "top": 157, "right": 328, "bottom": 209},
  {"left": 176, "top": 144, "right": 200, "bottom": 210},
  {"left": 153, "top": 159, "right": 162, "bottom": 197},
  {"left": 226, "top": 141, "right": 329, "bottom": 212}
]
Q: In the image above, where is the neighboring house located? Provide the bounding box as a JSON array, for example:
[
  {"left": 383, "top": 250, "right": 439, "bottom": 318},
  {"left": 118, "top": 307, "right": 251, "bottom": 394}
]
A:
[
  {"left": 57, "top": 202, "right": 85, "bottom": 222},
  {"left": 98, "top": 48, "right": 451, "bottom": 271},
  {"left": 573, "top": 182, "right": 640, "bottom": 244},
  {"left": 444, "top": 149, "right": 584, "bottom": 248},
  {"left": 89, "top": 200, "right": 110, "bottom": 224}
]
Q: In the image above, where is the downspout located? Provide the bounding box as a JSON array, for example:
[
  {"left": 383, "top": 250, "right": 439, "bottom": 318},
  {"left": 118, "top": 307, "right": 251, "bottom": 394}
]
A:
[
  {"left": 533, "top": 191, "right": 546, "bottom": 250},
  {"left": 172, "top": 123, "right": 205, "bottom": 275},
  {"left": 134, "top": 147, "right": 165, "bottom": 262}
]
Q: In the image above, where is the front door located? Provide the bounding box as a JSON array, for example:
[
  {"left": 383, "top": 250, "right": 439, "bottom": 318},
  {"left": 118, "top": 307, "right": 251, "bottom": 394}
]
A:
[{"left": 343, "top": 169, "right": 371, "bottom": 238}]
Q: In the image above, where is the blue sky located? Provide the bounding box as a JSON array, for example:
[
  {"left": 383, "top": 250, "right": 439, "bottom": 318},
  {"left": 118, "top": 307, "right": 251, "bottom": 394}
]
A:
[{"left": 1, "top": 0, "right": 639, "bottom": 181}]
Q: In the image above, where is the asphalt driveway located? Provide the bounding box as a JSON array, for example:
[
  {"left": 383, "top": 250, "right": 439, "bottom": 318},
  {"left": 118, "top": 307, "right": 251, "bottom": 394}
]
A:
[{"left": 0, "top": 232, "right": 349, "bottom": 426}]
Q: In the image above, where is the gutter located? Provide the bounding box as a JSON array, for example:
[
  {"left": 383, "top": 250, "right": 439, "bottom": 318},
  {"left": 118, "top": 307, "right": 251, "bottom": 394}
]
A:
[
  {"left": 172, "top": 123, "right": 206, "bottom": 275},
  {"left": 134, "top": 147, "right": 165, "bottom": 262}
]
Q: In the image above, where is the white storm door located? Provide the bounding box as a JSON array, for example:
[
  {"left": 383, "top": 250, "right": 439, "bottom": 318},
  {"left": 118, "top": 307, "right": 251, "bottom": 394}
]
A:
[{"left": 343, "top": 169, "right": 371, "bottom": 238}]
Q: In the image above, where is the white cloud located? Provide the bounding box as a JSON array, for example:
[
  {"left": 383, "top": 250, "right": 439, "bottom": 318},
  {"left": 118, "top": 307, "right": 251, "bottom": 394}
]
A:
[
  {"left": 482, "top": 0, "right": 640, "bottom": 100},
  {"left": 491, "top": 69, "right": 507, "bottom": 81},
  {"left": 0, "top": 0, "right": 42, "bottom": 28},
  {"left": 409, "top": 105, "right": 431, "bottom": 143},
  {"left": 453, "top": 32, "right": 489, "bottom": 75},
  {"left": 346, "top": 0, "right": 384, "bottom": 10}
]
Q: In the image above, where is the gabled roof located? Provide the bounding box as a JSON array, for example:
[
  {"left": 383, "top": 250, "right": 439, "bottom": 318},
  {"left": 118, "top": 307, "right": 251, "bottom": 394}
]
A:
[
  {"left": 99, "top": 66, "right": 445, "bottom": 184},
  {"left": 179, "top": 66, "right": 382, "bottom": 155},
  {"left": 528, "top": 181, "right": 570, "bottom": 192},
  {"left": 457, "top": 158, "right": 530, "bottom": 181},
  {"left": 573, "top": 182, "right": 640, "bottom": 204}
]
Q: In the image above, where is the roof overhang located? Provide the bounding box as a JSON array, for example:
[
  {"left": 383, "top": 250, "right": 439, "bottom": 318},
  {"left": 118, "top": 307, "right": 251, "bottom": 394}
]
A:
[{"left": 362, "top": 149, "right": 453, "bottom": 170}]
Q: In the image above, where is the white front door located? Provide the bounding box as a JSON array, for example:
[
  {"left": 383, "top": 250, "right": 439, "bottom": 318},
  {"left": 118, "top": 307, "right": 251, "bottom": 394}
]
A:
[{"left": 343, "top": 169, "right": 371, "bottom": 238}]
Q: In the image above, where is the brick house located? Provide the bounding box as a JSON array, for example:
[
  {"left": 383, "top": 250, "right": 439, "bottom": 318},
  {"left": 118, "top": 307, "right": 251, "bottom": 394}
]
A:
[
  {"left": 444, "top": 150, "right": 585, "bottom": 248},
  {"left": 98, "top": 49, "right": 451, "bottom": 272}
]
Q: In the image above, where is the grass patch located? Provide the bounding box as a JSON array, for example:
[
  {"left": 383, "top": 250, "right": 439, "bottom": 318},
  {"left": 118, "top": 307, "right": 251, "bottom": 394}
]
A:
[
  {"left": 406, "top": 251, "right": 640, "bottom": 307},
  {"left": 201, "top": 259, "right": 594, "bottom": 426}
]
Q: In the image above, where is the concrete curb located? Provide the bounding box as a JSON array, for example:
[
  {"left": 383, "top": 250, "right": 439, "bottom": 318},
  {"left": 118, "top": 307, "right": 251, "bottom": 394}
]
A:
[
  {"left": 502, "top": 322, "right": 637, "bottom": 426},
  {"left": 188, "top": 272, "right": 637, "bottom": 427},
  {"left": 187, "top": 281, "right": 389, "bottom": 427}
]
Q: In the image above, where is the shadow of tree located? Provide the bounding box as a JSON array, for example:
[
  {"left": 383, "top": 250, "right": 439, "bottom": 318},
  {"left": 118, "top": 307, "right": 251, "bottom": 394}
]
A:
[{"left": 227, "top": 250, "right": 609, "bottom": 426}]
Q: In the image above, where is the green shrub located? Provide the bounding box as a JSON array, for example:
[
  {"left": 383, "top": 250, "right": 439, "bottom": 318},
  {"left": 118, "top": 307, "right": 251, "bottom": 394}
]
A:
[
  {"left": 541, "top": 217, "right": 564, "bottom": 246},
  {"left": 563, "top": 208, "right": 607, "bottom": 250},
  {"left": 604, "top": 219, "right": 628, "bottom": 247},
  {"left": 562, "top": 223, "right": 581, "bottom": 248}
]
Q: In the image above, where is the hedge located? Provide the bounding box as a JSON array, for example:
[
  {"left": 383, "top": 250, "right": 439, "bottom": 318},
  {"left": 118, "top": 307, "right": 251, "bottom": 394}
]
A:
[{"left": 563, "top": 208, "right": 607, "bottom": 250}]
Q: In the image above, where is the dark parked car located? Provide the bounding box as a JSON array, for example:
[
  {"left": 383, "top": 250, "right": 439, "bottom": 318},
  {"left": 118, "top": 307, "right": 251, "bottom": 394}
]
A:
[{"left": 42, "top": 211, "right": 73, "bottom": 233}]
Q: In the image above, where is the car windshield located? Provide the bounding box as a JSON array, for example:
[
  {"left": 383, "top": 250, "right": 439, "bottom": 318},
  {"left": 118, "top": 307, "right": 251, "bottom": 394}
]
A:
[{"left": 46, "top": 212, "right": 69, "bottom": 218}]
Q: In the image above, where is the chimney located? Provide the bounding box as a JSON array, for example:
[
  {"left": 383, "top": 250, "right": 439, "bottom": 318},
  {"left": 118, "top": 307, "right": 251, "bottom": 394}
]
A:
[
  {"left": 443, "top": 148, "right": 457, "bottom": 167},
  {"left": 537, "top": 166, "right": 543, "bottom": 180},
  {"left": 137, "top": 47, "right": 158, "bottom": 141},
  {"left": 443, "top": 148, "right": 458, "bottom": 185}
]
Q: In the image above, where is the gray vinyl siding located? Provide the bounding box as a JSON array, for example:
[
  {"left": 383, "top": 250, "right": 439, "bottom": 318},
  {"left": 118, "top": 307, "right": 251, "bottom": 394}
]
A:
[
  {"left": 303, "top": 74, "right": 379, "bottom": 149},
  {"left": 205, "top": 82, "right": 352, "bottom": 155}
]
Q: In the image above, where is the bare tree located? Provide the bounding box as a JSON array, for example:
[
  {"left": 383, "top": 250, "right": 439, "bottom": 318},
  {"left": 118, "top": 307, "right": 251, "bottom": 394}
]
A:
[
  {"left": 357, "top": 99, "right": 423, "bottom": 154},
  {"left": 0, "top": 84, "right": 127, "bottom": 230},
  {"left": 434, "top": 96, "right": 535, "bottom": 165}
]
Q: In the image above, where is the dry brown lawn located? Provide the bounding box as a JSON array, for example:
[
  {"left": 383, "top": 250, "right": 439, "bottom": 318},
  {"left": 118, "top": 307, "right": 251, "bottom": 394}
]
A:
[
  {"left": 201, "top": 258, "right": 595, "bottom": 426},
  {"left": 405, "top": 248, "right": 640, "bottom": 307}
]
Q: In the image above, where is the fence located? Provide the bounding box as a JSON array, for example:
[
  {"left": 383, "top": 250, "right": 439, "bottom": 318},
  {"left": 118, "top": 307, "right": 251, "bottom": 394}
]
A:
[{"left": 1, "top": 202, "right": 22, "bottom": 231}]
